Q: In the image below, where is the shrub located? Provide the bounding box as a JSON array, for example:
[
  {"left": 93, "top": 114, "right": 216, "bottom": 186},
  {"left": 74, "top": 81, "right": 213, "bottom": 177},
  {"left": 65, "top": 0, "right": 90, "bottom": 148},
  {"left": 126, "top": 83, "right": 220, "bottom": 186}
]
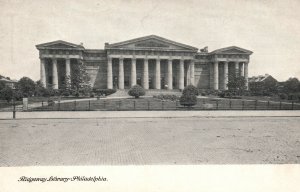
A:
[
  {"left": 93, "top": 89, "right": 116, "bottom": 96},
  {"left": 153, "top": 94, "right": 180, "bottom": 101},
  {"left": 0, "top": 86, "right": 13, "bottom": 103},
  {"left": 218, "top": 90, "right": 236, "bottom": 98},
  {"left": 128, "top": 85, "right": 145, "bottom": 98},
  {"left": 47, "top": 99, "right": 55, "bottom": 106},
  {"left": 288, "top": 93, "right": 299, "bottom": 101},
  {"left": 201, "top": 92, "right": 207, "bottom": 96},
  {"left": 279, "top": 93, "right": 288, "bottom": 100},
  {"left": 74, "top": 91, "right": 80, "bottom": 97},
  {"left": 218, "top": 91, "right": 226, "bottom": 98},
  {"left": 180, "top": 93, "right": 197, "bottom": 107},
  {"left": 182, "top": 85, "right": 199, "bottom": 96},
  {"left": 62, "top": 90, "right": 70, "bottom": 97}
]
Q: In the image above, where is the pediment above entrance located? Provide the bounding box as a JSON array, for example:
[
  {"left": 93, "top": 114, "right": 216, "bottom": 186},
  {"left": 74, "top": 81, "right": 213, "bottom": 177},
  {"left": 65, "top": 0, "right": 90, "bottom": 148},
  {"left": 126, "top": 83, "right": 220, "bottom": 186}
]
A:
[
  {"left": 210, "top": 46, "right": 253, "bottom": 55},
  {"left": 105, "top": 35, "right": 198, "bottom": 52},
  {"left": 36, "top": 40, "right": 84, "bottom": 50}
]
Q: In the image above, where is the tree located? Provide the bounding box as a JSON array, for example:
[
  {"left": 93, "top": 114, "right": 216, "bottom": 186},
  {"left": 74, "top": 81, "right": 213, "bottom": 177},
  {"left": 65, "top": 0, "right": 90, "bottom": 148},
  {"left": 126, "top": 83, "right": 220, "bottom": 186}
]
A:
[
  {"left": 227, "top": 75, "right": 246, "bottom": 95},
  {"left": 0, "top": 86, "right": 13, "bottom": 103},
  {"left": 282, "top": 77, "right": 300, "bottom": 93},
  {"left": 128, "top": 85, "right": 145, "bottom": 98},
  {"left": 16, "top": 77, "right": 36, "bottom": 97},
  {"left": 34, "top": 80, "right": 49, "bottom": 97},
  {"left": 180, "top": 86, "right": 197, "bottom": 107},
  {"left": 0, "top": 81, "right": 6, "bottom": 91},
  {"left": 70, "top": 61, "right": 91, "bottom": 96}
]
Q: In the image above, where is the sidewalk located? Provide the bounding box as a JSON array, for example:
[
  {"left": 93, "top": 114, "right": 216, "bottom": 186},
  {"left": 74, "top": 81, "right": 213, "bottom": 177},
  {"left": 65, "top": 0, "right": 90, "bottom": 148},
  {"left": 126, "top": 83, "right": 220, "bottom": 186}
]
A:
[{"left": 0, "top": 110, "right": 300, "bottom": 119}]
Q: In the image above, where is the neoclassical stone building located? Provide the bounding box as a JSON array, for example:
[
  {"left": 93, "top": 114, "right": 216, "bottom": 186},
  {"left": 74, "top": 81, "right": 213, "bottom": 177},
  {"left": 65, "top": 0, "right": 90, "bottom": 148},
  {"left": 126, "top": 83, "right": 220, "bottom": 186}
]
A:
[{"left": 36, "top": 35, "right": 253, "bottom": 90}]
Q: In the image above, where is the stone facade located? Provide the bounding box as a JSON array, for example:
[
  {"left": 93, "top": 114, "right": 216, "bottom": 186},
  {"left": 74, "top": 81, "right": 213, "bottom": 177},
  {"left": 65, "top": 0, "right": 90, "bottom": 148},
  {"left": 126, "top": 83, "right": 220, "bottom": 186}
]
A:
[{"left": 36, "top": 35, "right": 253, "bottom": 90}]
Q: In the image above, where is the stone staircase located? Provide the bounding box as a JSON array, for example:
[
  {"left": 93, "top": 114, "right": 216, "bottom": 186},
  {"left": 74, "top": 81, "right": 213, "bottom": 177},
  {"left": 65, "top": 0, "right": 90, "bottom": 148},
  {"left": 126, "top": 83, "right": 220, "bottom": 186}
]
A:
[{"left": 107, "top": 89, "right": 182, "bottom": 98}]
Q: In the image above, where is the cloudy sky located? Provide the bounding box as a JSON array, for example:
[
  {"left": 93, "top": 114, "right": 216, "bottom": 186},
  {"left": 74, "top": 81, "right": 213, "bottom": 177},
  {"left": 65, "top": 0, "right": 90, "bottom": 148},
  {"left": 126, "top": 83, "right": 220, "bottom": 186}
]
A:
[{"left": 1, "top": 0, "right": 300, "bottom": 81}]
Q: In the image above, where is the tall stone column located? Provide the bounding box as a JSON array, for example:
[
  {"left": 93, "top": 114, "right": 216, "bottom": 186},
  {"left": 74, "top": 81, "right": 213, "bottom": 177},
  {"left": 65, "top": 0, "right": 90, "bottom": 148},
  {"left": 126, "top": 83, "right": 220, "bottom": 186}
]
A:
[
  {"left": 240, "top": 62, "right": 244, "bottom": 77},
  {"left": 143, "top": 58, "right": 149, "bottom": 89},
  {"left": 65, "top": 58, "right": 71, "bottom": 87},
  {"left": 118, "top": 57, "right": 124, "bottom": 89},
  {"left": 235, "top": 61, "right": 239, "bottom": 77},
  {"left": 190, "top": 60, "right": 195, "bottom": 86},
  {"left": 186, "top": 62, "right": 191, "bottom": 85},
  {"left": 52, "top": 58, "right": 58, "bottom": 89},
  {"left": 213, "top": 61, "right": 219, "bottom": 90},
  {"left": 107, "top": 57, "right": 113, "bottom": 89},
  {"left": 223, "top": 62, "right": 228, "bottom": 90},
  {"left": 131, "top": 58, "right": 137, "bottom": 87},
  {"left": 209, "top": 63, "right": 214, "bottom": 89},
  {"left": 40, "top": 58, "right": 46, "bottom": 88},
  {"left": 244, "top": 61, "right": 249, "bottom": 90},
  {"left": 167, "top": 59, "right": 173, "bottom": 90},
  {"left": 155, "top": 58, "right": 161, "bottom": 89},
  {"left": 179, "top": 59, "right": 184, "bottom": 90}
]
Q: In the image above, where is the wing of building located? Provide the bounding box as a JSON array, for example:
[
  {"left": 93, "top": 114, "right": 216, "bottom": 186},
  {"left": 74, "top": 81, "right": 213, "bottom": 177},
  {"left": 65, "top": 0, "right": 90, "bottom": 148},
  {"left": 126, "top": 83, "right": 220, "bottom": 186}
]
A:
[{"left": 36, "top": 35, "right": 253, "bottom": 90}]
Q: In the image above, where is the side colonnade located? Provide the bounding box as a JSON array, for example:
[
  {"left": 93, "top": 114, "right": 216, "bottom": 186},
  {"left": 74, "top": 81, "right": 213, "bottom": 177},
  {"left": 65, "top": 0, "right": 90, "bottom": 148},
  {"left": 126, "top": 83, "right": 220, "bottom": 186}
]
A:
[
  {"left": 40, "top": 58, "right": 74, "bottom": 89},
  {"left": 212, "top": 61, "right": 249, "bottom": 90}
]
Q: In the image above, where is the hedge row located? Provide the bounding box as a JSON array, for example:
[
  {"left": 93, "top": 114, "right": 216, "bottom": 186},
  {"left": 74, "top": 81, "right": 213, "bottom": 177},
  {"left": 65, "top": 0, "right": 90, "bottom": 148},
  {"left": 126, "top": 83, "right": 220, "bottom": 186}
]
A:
[{"left": 153, "top": 94, "right": 180, "bottom": 101}]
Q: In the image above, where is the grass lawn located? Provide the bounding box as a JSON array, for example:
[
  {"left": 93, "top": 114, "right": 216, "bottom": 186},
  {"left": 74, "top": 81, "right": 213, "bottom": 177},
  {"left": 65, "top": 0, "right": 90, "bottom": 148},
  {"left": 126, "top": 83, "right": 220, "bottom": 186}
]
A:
[{"left": 0, "top": 96, "right": 91, "bottom": 111}]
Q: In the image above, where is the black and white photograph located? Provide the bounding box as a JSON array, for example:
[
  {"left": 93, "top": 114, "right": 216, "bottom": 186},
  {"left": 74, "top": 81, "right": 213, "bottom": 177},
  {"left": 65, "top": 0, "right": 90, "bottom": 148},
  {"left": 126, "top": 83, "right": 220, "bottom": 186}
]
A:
[{"left": 0, "top": 0, "right": 300, "bottom": 191}]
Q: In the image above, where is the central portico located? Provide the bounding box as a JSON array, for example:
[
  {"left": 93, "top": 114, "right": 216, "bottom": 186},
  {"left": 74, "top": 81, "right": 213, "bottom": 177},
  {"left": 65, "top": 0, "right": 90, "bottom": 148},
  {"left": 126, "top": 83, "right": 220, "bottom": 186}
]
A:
[
  {"left": 105, "top": 35, "right": 198, "bottom": 90},
  {"left": 36, "top": 35, "right": 253, "bottom": 91}
]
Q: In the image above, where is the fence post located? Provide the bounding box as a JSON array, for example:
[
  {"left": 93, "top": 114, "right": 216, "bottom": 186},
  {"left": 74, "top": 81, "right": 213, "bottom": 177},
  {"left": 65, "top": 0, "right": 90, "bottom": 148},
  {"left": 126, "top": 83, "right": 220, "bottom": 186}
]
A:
[
  {"left": 175, "top": 100, "right": 178, "bottom": 110},
  {"left": 267, "top": 100, "right": 270, "bottom": 109},
  {"left": 134, "top": 100, "right": 136, "bottom": 110},
  {"left": 103, "top": 100, "right": 106, "bottom": 110},
  {"left": 254, "top": 100, "right": 257, "bottom": 110},
  {"left": 89, "top": 100, "right": 91, "bottom": 111},
  {"left": 42, "top": 101, "right": 44, "bottom": 107},
  {"left": 58, "top": 100, "right": 60, "bottom": 111},
  {"left": 216, "top": 100, "right": 219, "bottom": 110},
  {"left": 148, "top": 100, "right": 150, "bottom": 110},
  {"left": 74, "top": 100, "right": 76, "bottom": 111},
  {"left": 279, "top": 101, "right": 282, "bottom": 110},
  {"left": 162, "top": 101, "right": 164, "bottom": 110},
  {"left": 292, "top": 101, "right": 294, "bottom": 110},
  {"left": 119, "top": 100, "right": 121, "bottom": 110},
  {"left": 242, "top": 100, "right": 244, "bottom": 110},
  {"left": 13, "top": 101, "right": 16, "bottom": 119},
  {"left": 229, "top": 99, "right": 232, "bottom": 109}
]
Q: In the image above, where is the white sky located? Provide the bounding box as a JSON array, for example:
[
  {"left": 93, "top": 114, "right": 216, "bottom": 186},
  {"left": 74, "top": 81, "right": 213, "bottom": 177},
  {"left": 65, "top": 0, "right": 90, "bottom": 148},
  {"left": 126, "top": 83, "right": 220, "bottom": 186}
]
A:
[{"left": 1, "top": 0, "right": 300, "bottom": 81}]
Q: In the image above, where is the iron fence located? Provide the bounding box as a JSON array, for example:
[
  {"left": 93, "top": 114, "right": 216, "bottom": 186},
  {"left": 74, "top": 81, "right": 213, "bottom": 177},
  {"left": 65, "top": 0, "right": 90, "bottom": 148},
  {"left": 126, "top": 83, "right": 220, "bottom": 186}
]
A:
[
  {"left": 25, "top": 98, "right": 300, "bottom": 111},
  {"left": 1, "top": 98, "right": 300, "bottom": 115}
]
